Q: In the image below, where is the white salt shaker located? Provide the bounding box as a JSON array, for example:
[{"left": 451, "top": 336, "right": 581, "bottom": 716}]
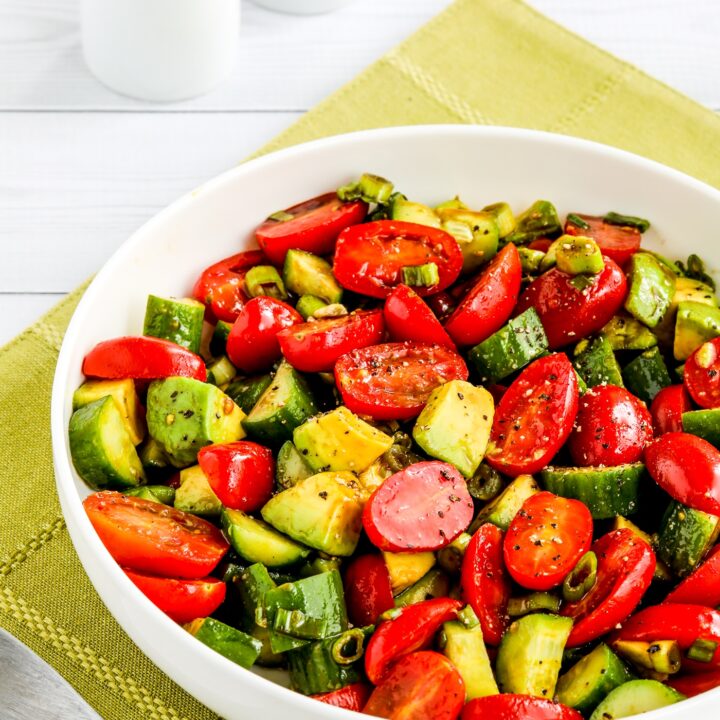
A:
[{"left": 81, "top": 0, "right": 240, "bottom": 102}]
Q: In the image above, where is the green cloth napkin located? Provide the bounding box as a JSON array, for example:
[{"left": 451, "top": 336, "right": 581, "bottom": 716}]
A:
[{"left": 2, "top": 1, "right": 719, "bottom": 718}]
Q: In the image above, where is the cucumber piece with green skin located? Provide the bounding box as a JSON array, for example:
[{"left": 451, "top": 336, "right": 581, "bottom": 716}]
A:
[
  {"left": 69, "top": 396, "right": 146, "bottom": 489},
  {"left": 622, "top": 347, "right": 671, "bottom": 404},
  {"left": 295, "top": 295, "right": 328, "bottom": 320},
  {"left": 482, "top": 202, "right": 516, "bottom": 238},
  {"left": 225, "top": 374, "right": 273, "bottom": 415},
  {"left": 657, "top": 500, "right": 720, "bottom": 577},
  {"left": 674, "top": 300, "right": 720, "bottom": 361},
  {"left": 394, "top": 568, "right": 450, "bottom": 607},
  {"left": 442, "top": 619, "right": 499, "bottom": 699},
  {"left": 496, "top": 613, "right": 573, "bottom": 698},
  {"left": 436, "top": 208, "right": 499, "bottom": 273},
  {"left": 206, "top": 355, "right": 236, "bottom": 387},
  {"left": 337, "top": 173, "right": 393, "bottom": 204},
  {"left": 221, "top": 508, "right": 310, "bottom": 567},
  {"left": 283, "top": 250, "right": 343, "bottom": 304},
  {"left": 470, "top": 474, "right": 540, "bottom": 532},
  {"left": 540, "top": 464, "right": 643, "bottom": 519},
  {"left": 210, "top": 320, "right": 233, "bottom": 357},
  {"left": 612, "top": 516, "right": 672, "bottom": 581},
  {"left": 185, "top": 617, "right": 262, "bottom": 669},
  {"left": 601, "top": 315, "right": 658, "bottom": 351},
  {"left": 276, "top": 440, "right": 314, "bottom": 489},
  {"left": 124, "top": 485, "right": 175, "bottom": 505},
  {"left": 682, "top": 408, "right": 720, "bottom": 448},
  {"left": 242, "top": 361, "right": 317, "bottom": 445},
  {"left": 518, "top": 247, "right": 546, "bottom": 274},
  {"left": 174, "top": 464, "right": 222, "bottom": 516},
  {"left": 505, "top": 200, "right": 562, "bottom": 245},
  {"left": 469, "top": 307, "right": 548, "bottom": 383},
  {"left": 143, "top": 295, "right": 205, "bottom": 353},
  {"left": 555, "top": 235, "right": 604, "bottom": 275},
  {"left": 137, "top": 437, "right": 169, "bottom": 471},
  {"left": 573, "top": 336, "right": 624, "bottom": 388},
  {"left": 588, "top": 680, "right": 684, "bottom": 720},
  {"left": 555, "top": 644, "right": 633, "bottom": 714},
  {"left": 624, "top": 253, "right": 676, "bottom": 328}
]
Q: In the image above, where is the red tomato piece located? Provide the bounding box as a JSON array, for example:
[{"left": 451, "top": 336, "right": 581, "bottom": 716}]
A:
[
  {"left": 84, "top": 491, "right": 229, "bottom": 578},
  {"left": 668, "top": 671, "right": 720, "bottom": 698},
  {"left": 335, "top": 341, "right": 468, "bottom": 421},
  {"left": 226, "top": 296, "right": 302, "bottom": 373},
  {"left": 82, "top": 336, "right": 207, "bottom": 382},
  {"left": 684, "top": 338, "right": 720, "bottom": 408},
  {"left": 364, "top": 650, "right": 465, "bottom": 720},
  {"left": 486, "top": 354, "right": 579, "bottom": 477},
  {"left": 333, "top": 220, "right": 463, "bottom": 299},
  {"left": 568, "top": 385, "right": 653, "bottom": 467},
  {"left": 515, "top": 256, "right": 627, "bottom": 349},
  {"left": 343, "top": 554, "right": 394, "bottom": 627},
  {"left": 461, "top": 523, "right": 511, "bottom": 646},
  {"left": 444, "top": 244, "right": 523, "bottom": 347},
  {"left": 528, "top": 238, "right": 554, "bottom": 253},
  {"left": 362, "top": 462, "right": 474, "bottom": 553},
  {"left": 124, "top": 569, "right": 226, "bottom": 624},
  {"left": 503, "top": 492, "right": 593, "bottom": 591},
  {"left": 276, "top": 309, "right": 385, "bottom": 373},
  {"left": 384, "top": 284, "right": 454, "bottom": 348},
  {"left": 462, "top": 694, "right": 583, "bottom": 720},
  {"left": 645, "top": 432, "right": 720, "bottom": 516},
  {"left": 312, "top": 683, "right": 373, "bottom": 711},
  {"left": 255, "top": 192, "right": 367, "bottom": 266},
  {"left": 562, "top": 528, "right": 655, "bottom": 647},
  {"left": 425, "top": 291, "right": 456, "bottom": 321},
  {"left": 197, "top": 441, "right": 274, "bottom": 512},
  {"left": 651, "top": 384, "right": 692, "bottom": 435},
  {"left": 192, "top": 250, "right": 265, "bottom": 323},
  {"left": 665, "top": 546, "right": 720, "bottom": 607},
  {"left": 565, "top": 214, "right": 642, "bottom": 266}
]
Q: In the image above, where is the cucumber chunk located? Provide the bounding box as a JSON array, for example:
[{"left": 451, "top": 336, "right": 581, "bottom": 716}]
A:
[
  {"left": 682, "top": 408, "right": 720, "bottom": 448},
  {"left": 185, "top": 617, "right": 262, "bottom": 669},
  {"left": 210, "top": 320, "right": 233, "bottom": 357},
  {"left": 470, "top": 474, "right": 540, "bottom": 532},
  {"left": 622, "top": 347, "right": 671, "bottom": 404},
  {"left": 394, "top": 568, "right": 450, "bottom": 607},
  {"left": 143, "top": 295, "right": 205, "bottom": 353},
  {"left": 206, "top": 355, "right": 236, "bottom": 387},
  {"left": 573, "top": 336, "right": 624, "bottom": 388},
  {"left": 225, "top": 374, "right": 273, "bottom": 415},
  {"left": 124, "top": 485, "right": 175, "bottom": 505},
  {"left": 442, "top": 618, "right": 498, "bottom": 699},
  {"left": 436, "top": 208, "right": 499, "bottom": 273},
  {"left": 276, "top": 440, "right": 314, "bottom": 489},
  {"left": 283, "top": 250, "right": 343, "bottom": 305},
  {"left": 482, "top": 202, "right": 516, "bottom": 238},
  {"left": 588, "top": 680, "right": 684, "bottom": 720}
]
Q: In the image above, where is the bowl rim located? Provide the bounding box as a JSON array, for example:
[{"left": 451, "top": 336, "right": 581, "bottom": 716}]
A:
[{"left": 51, "top": 124, "right": 720, "bottom": 719}]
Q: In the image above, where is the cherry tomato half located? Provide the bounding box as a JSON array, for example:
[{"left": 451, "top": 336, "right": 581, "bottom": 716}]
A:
[
  {"left": 333, "top": 220, "right": 463, "bottom": 299},
  {"left": 82, "top": 336, "right": 206, "bottom": 382},
  {"left": 515, "top": 256, "right": 627, "bottom": 349},
  {"left": 486, "top": 354, "right": 579, "bottom": 477},
  {"left": 504, "top": 492, "right": 593, "bottom": 591},
  {"left": 665, "top": 546, "right": 720, "bottom": 607},
  {"left": 462, "top": 694, "right": 583, "bottom": 720},
  {"left": 565, "top": 214, "right": 641, "bottom": 266},
  {"left": 335, "top": 341, "right": 468, "bottom": 421},
  {"left": 562, "top": 528, "right": 655, "bottom": 647},
  {"left": 343, "top": 554, "right": 394, "bottom": 628},
  {"left": 84, "top": 491, "right": 229, "bottom": 578},
  {"left": 667, "top": 671, "right": 720, "bottom": 698},
  {"left": 277, "top": 309, "right": 385, "bottom": 373},
  {"left": 651, "top": 384, "right": 692, "bottom": 436},
  {"left": 197, "top": 441, "right": 274, "bottom": 512},
  {"left": 461, "top": 523, "right": 511, "bottom": 646},
  {"left": 444, "top": 243, "right": 522, "bottom": 347},
  {"left": 645, "top": 432, "right": 720, "bottom": 516},
  {"left": 568, "top": 385, "right": 653, "bottom": 467},
  {"left": 255, "top": 192, "right": 367, "bottom": 266},
  {"left": 311, "top": 683, "right": 373, "bottom": 711},
  {"left": 384, "top": 284, "right": 454, "bottom": 348},
  {"left": 124, "top": 569, "right": 226, "bottom": 624},
  {"left": 684, "top": 338, "right": 720, "bottom": 409}
]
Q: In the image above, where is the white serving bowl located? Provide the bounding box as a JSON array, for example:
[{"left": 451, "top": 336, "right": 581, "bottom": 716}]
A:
[{"left": 52, "top": 126, "right": 720, "bottom": 720}]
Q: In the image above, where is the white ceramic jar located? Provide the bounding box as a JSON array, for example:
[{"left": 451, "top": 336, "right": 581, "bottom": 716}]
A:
[
  {"left": 81, "top": 0, "right": 240, "bottom": 102},
  {"left": 250, "top": 0, "right": 353, "bottom": 14}
]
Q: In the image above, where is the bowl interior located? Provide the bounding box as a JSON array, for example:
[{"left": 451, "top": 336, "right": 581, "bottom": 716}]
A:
[{"left": 52, "top": 125, "right": 720, "bottom": 720}]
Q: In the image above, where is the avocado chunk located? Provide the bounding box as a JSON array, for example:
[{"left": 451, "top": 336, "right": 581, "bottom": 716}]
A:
[
  {"left": 174, "top": 464, "right": 222, "bottom": 516},
  {"left": 624, "top": 253, "right": 676, "bottom": 328},
  {"left": 653, "top": 275, "right": 718, "bottom": 346},
  {"left": 442, "top": 617, "right": 498, "bottom": 699},
  {"left": 293, "top": 406, "right": 393, "bottom": 474},
  {"left": 470, "top": 474, "right": 540, "bottom": 532},
  {"left": 185, "top": 618, "right": 262, "bottom": 668},
  {"left": 146, "top": 377, "right": 245, "bottom": 467},
  {"left": 69, "top": 396, "right": 146, "bottom": 490},
  {"left": 506, "top": 200, "right": 562, "bottom": 245},
  {"left": 553, "top": 235, "right": 604, "bottom": 275},
  {"left": 572, "top": 336, "right": 624, "bottom": 388},
  {"left": 413, "top": 380, "right": 494, "bottom": 477},
  {"left": 143, "top": 295, "right": 205, "bottom": 353},
  {"left": 436, "top": 208, "right": 499, "bottom": 273},
  {"left": 283, "top": 250, "right": 343, "bottom": 305},
  {"left": 261, "top": 471, "right": 365, "bottom": 556},
  {"left": 674, "top": 300, "right": 720, "bottom": 361},
  {"left": 382, "top": 551, "right": 436, "bottom": 594},
  {"left": 390, "top": 197, "right": 441, "bottom": 228},
  {"left": 73, "top": 378, "right": 146, "bottom": 446},
  {"left": 518, "top": 247, "right": 546, "bottom": 274},
  {"left": 600, "top": 315, "right": 658, "bottom": 351},
  {"left": 482, "top": 202, "right": 516, "bottom": 238},
  {"left": 337, "top": 172, "right": 393, "bottom": 204}
]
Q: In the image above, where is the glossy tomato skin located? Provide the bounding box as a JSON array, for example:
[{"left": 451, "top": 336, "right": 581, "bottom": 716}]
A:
[
  {"left": 384, "top": 284, "right": 454, "bottom": 348},
  {"left": 462, "top": 694, "right": 583, "bottom": 720},
  {"left": 333, "top": 220, "right": 463, "bottom": 299},
  {"left": 84, "top": 491, "right": 229, "bottom": 578},
  {"left": 197, "top": 441, "right": 274, "bottom": 512},
  {"left": 192, "top": 250, "right": 265, "bottom": 323},
  {"left": 562, "top": 528, "right": 655, "bottom": 647},
  {"left": 444, "top": 243, "right": 523, "bottom": 346},
  {"left": 362, "top": 462, "right": 474, "bottom": 553},
  {"left": 565, "top": 214, "right": 641, "bottom": 266},
  {"left": 343, "top": 554, "right": 394, "bottom": 627},
  {"left": 651, "top": 384, "right": 692, "bottom": 435},
  {"left": 665, "top": 545, "right": 720, "bottom": 607},
  {"left": 645, "top": 432, "right": 720, "bottom": 516},
  {"left": 568, "top": 385, "right": 653, "bottom": 467},
  {"left": 82, "top": 336, "right": 207, "bottom": 382},
  {"left": 364, "top": 650, "right": 465, "bottom": 720},
  {"left": 668, "top": 671, "right": 720, "bottom": 698},
  {"left": 124, "top": 569, "right": 226, "bottom": 624},
  {"left": 255, "top": 192, "right": 367, "bottom": 266},
  {"left": 486, "top": 354, "right": 579, "bottom": 477},
  {"left": 515, "top": 256, "right": 627, "bottom": 349},
  {"left": 461, "top": 523, "right": 511, "bottom": 646},
  {"left": 276, "top": 309, "right": 385, "bottom": 373},
  {"left": 504, "top": 492, "right": 593, "bottom": 591},
  {"left": 335, "top": 342, "right": 468, "bottom": 421},
  {"left": 226, "top": 296, "right": 302, "bottom": 373},
  {"left": 684, "top": 338, "right": 720, "bottom": 408},
  {"left": 311, "top": 683, "right": 373, "bottom": 711}
]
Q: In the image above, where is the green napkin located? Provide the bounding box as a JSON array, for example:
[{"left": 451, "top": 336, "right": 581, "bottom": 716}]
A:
[{"left": 2, "top": 1, "right": 719, "bottom": 718}]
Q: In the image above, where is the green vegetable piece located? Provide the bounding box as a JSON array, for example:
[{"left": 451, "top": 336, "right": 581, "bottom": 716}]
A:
[
  {"left": 482, "top": 202, "right": 516, "bottom": 238},
  {"left": 123, "top": 485, "right": 175, "bottom": 505},
  {"left": 295, "top": 295, "right": 328, "bottom": 320},
  {"left": 442, "top": 619, "right": 499, "bottom": 699},
  {"left": 137, "top": 437, "right": 169, "bottom": 472},
  {"left": 225, "top": 374, "right": 273, "bottom": 415},
  {"left": 562, "top": 551, "right": 597, "bottom": 602},
  {"left": 588, "top": 679, "right": 684, "bottom": 720},
  {"left": 185, "top": 618, "right": 261, "bottom": 669},
  {"left": 287, "top": 633, "right": 363, "bottom": 695},
  {"left": 299, "top": 556, "right": 343, "bottom": 578},
  {"left": 174, "top": 464, "right": 221, "bottom": 516},
  {"left": 467, "top": 463, "right": 505, "bottom": 502},
  {"left": 612, "top": 516, "right": 672, "bottom": 581},
  {"left": 470, "top": 474, "right": 540, "bottom": 532},
  {"left": 435, "top": 196, "right": 468, "bottom": 212},
  {"left": 393, "top": 568, "right": 450, "bottom": 608},
  {"left": 518, "top": 247, "right": 546, "bottom": 274},
  {"left": 206, "top": 355, "right": 236, "bottom": 387},
  {"left": 210, "top": 319, "right": 233, "bottom": 357},
  {"left": 622, "top": 347, "right": 671, "bottom": 404},
  {"left": 682, "top": 408, "right": 720, "bottom": 449},
  {"left": 674, "top": 300, "right": 720, "bottom": 361},
  {"left": 654, "top": 275, "right": 718, "bottom": 347},
  {"left": 401, "top": 262, "right": 439, "bottom": 287},
  {"left": 273, "top": 608, "right": 328, "bottom": 640},
  {"left": 390, "top": 196, "right": 441, "bottom": 227},
  {"left": 600, "top": 316, "right": 658, "bottom": 351},
  {"left": 383, "top": 550, "right": 435, "bottom": 594},
  {"left": 555, "top": 235, "right": 604, "bottom": 275},
  {"left": 572, "top": 336, "right": 624, "bottom": 388},
  {"left": 276, "top": 440, "right": 314, "bottom": 489},
  {"left": 495, "top": 613, "right": 573, "bottom": 698},
  {"left": 566, "top": 213, "right": 590, "bottom": 230},
  {"left": 506, "top": 592, "right": 561, "bottom": 617},
  {"left": 69, "top": 396, "right": 146, "bottom": 490},
  {"left": 612, "top": 640, "right": 681, "bottom": 675},
  {"left": 506, "top": 200, "right": 562, "bottom": 245},
  {"left": 686, "top": 638, "right": 718, "bottom": 663},
  {"left": 337, "top": 172, "right": 393, "bottom": 204},
  {"left": 437, "top": 208, "right": 499, "bottom": 273},
  {"left": 675, "top": 253, "right": 716, "bottom": 292},
  {"left": 143, "top": 295, "right": 205, "bottom": 353},
  {"left": 437, "top": 533, "right": 472, "bottom": 574},
  {"left": 283, "top": 250, "right": 343, "bottom": 305},
  {"left": 244, "top": 265, "right": 287, "bottom": 301},
  {"left": 624, "top": 253, "right": 676, "bottom": 328},
  {"left": 603, "top": 211, "right": 651, "bottom": 233}
]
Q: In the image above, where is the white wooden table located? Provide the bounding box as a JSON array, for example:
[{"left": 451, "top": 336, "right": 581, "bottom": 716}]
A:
[{"left": 1, "top": 0, "right": 719, "bottom": 347}]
